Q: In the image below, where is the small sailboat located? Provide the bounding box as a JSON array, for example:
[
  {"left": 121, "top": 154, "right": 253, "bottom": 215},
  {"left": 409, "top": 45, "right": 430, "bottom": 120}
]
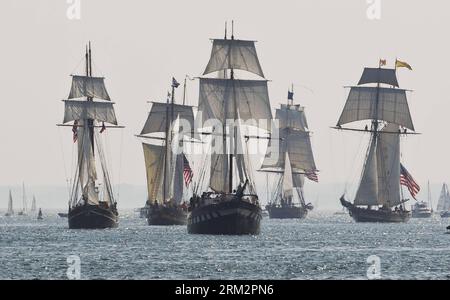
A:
[
  {"left": 17, "top": 183, "right": 28, "bottom": 216},
  {"left": 260, "top": 87, "right": 318, "bottom": 219},
  {"left": 336, "top": 60, "right": 419, "bottom": 223},
  {"left": 411, "top": 181, "right": 432, "bottom": 218},
  {"left": 37, "top": 208, "right": 43, "bottom": 220},
  {"left": 5, "top": 190, "right": 14, "bottom": 217},
  {"left": 31, "top": 195, "right": 37, "bottom": 213},
  {"left": 437, "top": 183, "right": 450, "bottom": 218},
  {"left": 57, "top": 43, "right": 123, "bottom": 229}
]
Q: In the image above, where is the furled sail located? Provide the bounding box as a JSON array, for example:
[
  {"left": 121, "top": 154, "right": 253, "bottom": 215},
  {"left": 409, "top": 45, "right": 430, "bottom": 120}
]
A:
[
  {"left": 203, "top": 39, "right": 264, "bottom": 78},
  {"left": 140, "top": 102, "right": 195, "bottom": 135},
  {"left": 376, "top": 123, "right": 401, "bottom": 207},
  {"left": 63, "top": 100, "right": 117, "bottom": 125},
  {"left": 437, "top": 183, "right": 450, "bottom": 211},
  {"left": 198, "top": 78, "right": 273, "bottom": 131},
  {"left": 276, "top": 104, "right": 308, "bottom": 131},
  {"left": 143, "top": 143, "right": 165, "bottom": 203},
  {"left": 261, "top": 128, "right": 317, "bottom": 172},
  {"left": 357, "top": 68, "right": 399, "bottom": 87},
  {"left": 69, "top": 75, "right": 111, "bottom": 100},
  {"left": 337, "top": 86, "right": 414, "bottom": 131},
  {"left": 354, "top": 136, "right": 379, "bottom": 206}
]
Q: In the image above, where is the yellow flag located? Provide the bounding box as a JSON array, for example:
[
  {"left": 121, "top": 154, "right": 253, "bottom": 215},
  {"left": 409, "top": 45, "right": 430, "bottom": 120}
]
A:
[{"left": 396, "top": 59, "right": 412, "bottom": 70}]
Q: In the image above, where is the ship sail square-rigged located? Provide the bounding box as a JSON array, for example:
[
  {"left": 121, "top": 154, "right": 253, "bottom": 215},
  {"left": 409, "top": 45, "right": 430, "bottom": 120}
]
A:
[
  {"left": 69, "top": 75, "right": 111, "bottom": 101},
  {"left": 337, "top": 86, "right": 414, "bottom": 131},
  {"left": 357, "top": 68, "right": 399, "bottom": 87},
  {"left": 203, "top": 39, "right": 264, "bottom": 78},
  {"left": 63, "top": 100, "right": 118, "bottom": 125},
  {"left": 261, "top": 128, "right": 317, "bottom": 172},
  {"left": 198, "top": 78, "right": 273, "bottom": 132},
  {"left": 276, "top": 104, "right": 308, "bottom": 131},
  {"left": 140, "top": 102, "right": 195, "bottom": 135},
  {"left": 143, "top": 143, "right": 165, "bottom": 203}
]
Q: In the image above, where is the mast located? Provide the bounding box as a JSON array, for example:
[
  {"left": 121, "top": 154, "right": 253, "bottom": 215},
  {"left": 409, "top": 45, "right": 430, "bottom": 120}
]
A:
[
  {"left": 228, "top": 21, "right": 235, "bottom": 193},
  {"left": 88, "top": 42, "right": 95, "bottom": 153}
]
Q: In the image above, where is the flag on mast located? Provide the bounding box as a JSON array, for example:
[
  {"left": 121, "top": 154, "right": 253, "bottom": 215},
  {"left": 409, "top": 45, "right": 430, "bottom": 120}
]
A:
[{"left": 395, "top": 59, "right": 412, "bottom": 70}]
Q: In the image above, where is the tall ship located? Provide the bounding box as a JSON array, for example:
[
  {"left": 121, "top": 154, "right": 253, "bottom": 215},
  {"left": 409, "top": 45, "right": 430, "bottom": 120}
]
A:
[
  {"left": 260, "top": 88, "right": 318, "bottom": 219},
  {"left": 137, "top": 78, "right": 194, "bottom": 225},
  {"left": 58, "top": 43, "right": 123, "bottom": 229},
  {"left": 411, "top": 181, "right": 432, "bottom": 218},
  {"left": 17, "top": 183, "right": 28, "bottom": 216},
  {"left": 5, "top": 190, "right": 13, "bottom": 217},
  {"left": 437, "top": 183, "right": 450, "bottom": 218},
  {"left": 187, "top": 24, "right": 273, "bottom": 235},
  {"left": 336, "top": 60, "right": 419, "bottom": 223}
]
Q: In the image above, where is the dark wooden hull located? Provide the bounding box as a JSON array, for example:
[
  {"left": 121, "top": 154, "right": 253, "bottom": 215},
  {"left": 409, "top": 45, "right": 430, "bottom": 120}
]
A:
[
  {"left": 147, "top": 206, "right": 187, "bottom": 226},
  {"left": 68, "top": 205, "right": 118, "bottom": 229},
  {"left": 440, "top": 211, "right": 450, "bottom": 218},
  {"left": 266, "top": 205, "right": 308, "bottom": 219},
  {"left": 340, "top": 197, "right": 410, "bottom": 223},
  {"left": 188, "top": 199, "right": 262, "bottom": 235}
]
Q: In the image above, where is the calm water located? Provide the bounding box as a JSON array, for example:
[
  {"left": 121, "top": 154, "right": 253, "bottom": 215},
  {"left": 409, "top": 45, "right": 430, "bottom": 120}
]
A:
[{"left": 0, "top": 211, "right": 449, "bottom": 280}]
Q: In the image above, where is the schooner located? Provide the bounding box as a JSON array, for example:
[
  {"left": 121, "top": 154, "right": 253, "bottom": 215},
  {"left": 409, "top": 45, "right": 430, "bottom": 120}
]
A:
[
  {"left": 260, "top": 88, "right": 318, "bottom": 219},
  {"left": 137, "top": 78, "right": 195, "bottom": 225},
  {"left": 336, "top": 61, "right": 419, "bottom": 223},
  {"left": 187, "top": 24, "right": 273, "bottom": 235},
  {"left": 58, "top": 43, "right": 123, "bottom": 229},
  {"left": 437, "top": 183, "right": 450, "bottom": 218}
]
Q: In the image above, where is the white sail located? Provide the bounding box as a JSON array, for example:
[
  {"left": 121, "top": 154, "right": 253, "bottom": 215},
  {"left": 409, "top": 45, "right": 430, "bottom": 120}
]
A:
[
  {"left": 354, "top": 136, "right": 379, "bottom": 206},
  {"left": 437, "top": 183, "right": 450, "bottom": 211},
  {"left": 337, "top": 86, "right": 414, "bottom": 131},
  {"left": 203, "top": 39, "right": 264, "bottom": 78},
  {"left": 140, "top": 102, "right": 195, "bottom": 135},
  {"left": 377, "top": 123, "right": 401, "bottom": 207},
  {"left": 69, "top": 75, "right": 111, "bottom": 101},
  {"left": 276, "top": 104, "right": 308, "bottom": 131},
  {"left": 198, "top": 78, "right": 273, "bottom": 131},
  {"left": 63, "top": 100, "right": 117, "bottom": 125},
  {"left": 143, "top": 143, "right": 165, "bottom": 203},
  {"left": 7, "top": 190, "right": 13, "bottom": 215},
  {"left": 31, "top": 196, "right": 36, "bottom": 212},
  {"left": 261, "top": 129, "right": 316, "bottom": 172}
]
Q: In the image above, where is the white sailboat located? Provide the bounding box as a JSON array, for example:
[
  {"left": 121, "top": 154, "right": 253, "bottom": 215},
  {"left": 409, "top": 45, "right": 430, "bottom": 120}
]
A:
[
  {"left": 17, "top": 183, "right": 28, "bottom": 216},
  {"left": 5, "top": 190, "right": 14, "bottom": 217},
  {"left": 437, "top": 183, "right": 450, "bottom": 218}
]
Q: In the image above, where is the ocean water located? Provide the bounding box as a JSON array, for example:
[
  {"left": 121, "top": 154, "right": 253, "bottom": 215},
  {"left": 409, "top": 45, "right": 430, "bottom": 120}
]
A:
[{"left": 0, "top": 211, "right": 449, "bottom": 280}]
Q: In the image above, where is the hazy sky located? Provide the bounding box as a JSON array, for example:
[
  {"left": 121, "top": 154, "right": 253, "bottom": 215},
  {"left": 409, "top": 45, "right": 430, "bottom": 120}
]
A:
[{"left": 1, "top": 0, "right": 450, "bottom": 204}]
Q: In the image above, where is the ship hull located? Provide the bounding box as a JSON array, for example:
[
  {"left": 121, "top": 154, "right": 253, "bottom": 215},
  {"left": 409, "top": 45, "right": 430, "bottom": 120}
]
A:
[
  {"left": 68, "top": 205, "right": 118, "bottom": 229},
  {"left": 340, "top": 197, "right": 410, "bottom": 223},
  {"left": 147, "top": 206, "right": 187, "bottom": 226},
  {"left": 188, "top": 199, "right": 261, "bottom": 235},
  {"left": 266, "top": 205, "right": 308, "bottom": 219},
  {"left": 440, "top": 211, "right": 450, "bottom": 218}
]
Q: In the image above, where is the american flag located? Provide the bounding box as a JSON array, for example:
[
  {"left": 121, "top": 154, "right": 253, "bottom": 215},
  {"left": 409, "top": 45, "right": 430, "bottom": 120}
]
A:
[
  {"left": 400, "top": 163, "right": 420, "bottom": 199},
  {"left": 305, "top": 170, "right": 319, "bottom": 183},
  {"left": 183, "top": 155, "right": 193, "bottom": 186},
  {"left": 72, "top": 120, "right": 78, "bottom": 143}
]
